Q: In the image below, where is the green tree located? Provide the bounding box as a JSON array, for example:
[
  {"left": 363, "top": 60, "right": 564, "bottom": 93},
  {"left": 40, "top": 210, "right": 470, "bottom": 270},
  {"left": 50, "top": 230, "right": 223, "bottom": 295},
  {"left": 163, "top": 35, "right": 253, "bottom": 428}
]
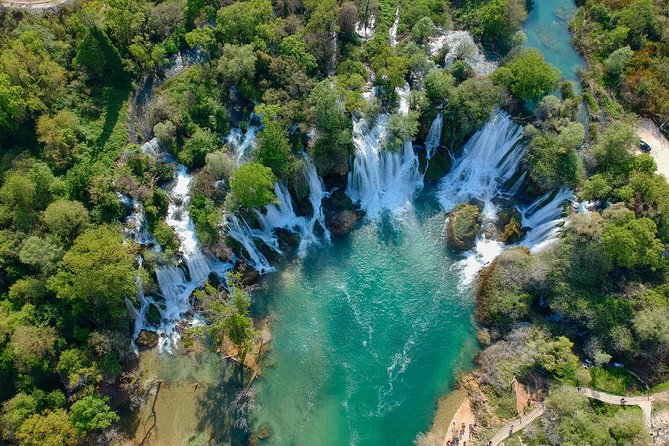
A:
[
  {"left": 228, "top": 162, "right": 278, "bottom": 209},
  {"left": 181, "top": 126, "right": 220, "bottom": 169},
  {"left": 494, "top": 49, "right": 561, "bottom": 101},
  {"left": 602, "top": 217, "right": 665, "bottom": 270},
  {"left": 424, "top": 69, "right": 454, "bottom": 106},
  {"left": 218, "top": 44, "right": 257, "bottom": 96},
  {"left": 15, "top": 410, "right": 78, "bottom": 446},
  {"left": 69, "top": 394, "right": 118, "bottom": 436},
  {"left": 278, "top": 35, "right": 318, "bottom": 74},
  {"left": 593, "top": 121, "right": 637, "bottom": 176},
  {"left": 604, "top": 46, "right": 634, "bottom": 82},
  {"left": 18, "top": 236, "right": 64, "bottom": 275},
  {"left": 0, "top": 73, "right": 24, "bottom": 129},
  {"left": 254, "top": 120, "right": 293, "bottom": 178},
  {"left": 309, "top": 80, "right": 353, "bottom": 175},
  {"left": 216, "top": 0, "right": 272, "bottom": 44},
  {"left": 36, "top": 111, "right": 82, "bottom": 171},
  {"left": 47, "top": 226, "right": 137, "bottom": 326},
  {"left": 42, "top": 200, "right": 90, "bottom": 240},
  {"left": 411, "top": 17, "right": 437, "bottom": 43}
]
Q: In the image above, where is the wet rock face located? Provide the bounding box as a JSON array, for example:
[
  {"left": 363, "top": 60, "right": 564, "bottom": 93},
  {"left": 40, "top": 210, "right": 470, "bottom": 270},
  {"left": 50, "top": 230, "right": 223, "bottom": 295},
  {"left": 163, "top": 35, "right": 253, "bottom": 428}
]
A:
[
  {"left": 423, "top": 149, "right": 452, "bottom": 183},
  {"left": 446, "top": 203, "right": 481, "bottom": 251},
  {"left": 323, "top": 189, "right": 365, "bottom": 235},
  {"left": 275, "top": 227, "right": 301, "bottom": 249},
  {"left": 136, "top": 330, "right": 159, "bottom": 350}
]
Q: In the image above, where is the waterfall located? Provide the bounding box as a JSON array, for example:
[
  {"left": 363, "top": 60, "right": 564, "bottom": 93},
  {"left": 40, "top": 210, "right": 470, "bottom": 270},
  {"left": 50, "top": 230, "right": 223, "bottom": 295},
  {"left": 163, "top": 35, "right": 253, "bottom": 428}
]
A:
[
  {"left": 122, "top": 196, "right": 158, "bottom": 246},
  {"left": 440, "top": 111, "right": 573, "bottom": 283},
  {"left": 428, "top": 30, "right": 498, "bottom": 76},
  {"left": 346, "top": 86, "right": 423, "bottom": 220},
  {"left": 438, "top": 111, "right": 525, "bottom": 218},
  {"left": 226, "top": 125, "right": 261, "bottom": 165},
  {"left": 425, "top": 114, "right": 443, "bottom": 160},
  {"left": 519, "top": 188, "right": 574, "bottom": 251},
  {"left": 389, "top": 8, "right": 400, "bottom": 47},
  {"left": 303, "top": 154, "right": 331, "bottom": 245},
  {"left": 124, "top": 148, "right": 232, "bottom": 352},
  {"left": 225, "top": 154, "right": 330, "bottom": 269},
  {"left": 225, "top": 214, "right": 276, "bottom": 274}
]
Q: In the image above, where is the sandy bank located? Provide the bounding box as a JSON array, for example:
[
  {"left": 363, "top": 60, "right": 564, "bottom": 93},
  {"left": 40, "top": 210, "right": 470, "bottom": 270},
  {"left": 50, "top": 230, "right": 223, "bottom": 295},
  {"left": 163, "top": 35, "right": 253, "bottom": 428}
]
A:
[{"left": 637, "top": 119, "right": 669, "bottom": 179}]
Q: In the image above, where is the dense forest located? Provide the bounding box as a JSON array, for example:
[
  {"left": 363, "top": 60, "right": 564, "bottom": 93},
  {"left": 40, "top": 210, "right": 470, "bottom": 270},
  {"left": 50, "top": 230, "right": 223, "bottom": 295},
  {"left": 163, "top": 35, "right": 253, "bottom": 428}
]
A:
[{"left": 0, "top": 0, "right": 668, "bottom": 444}]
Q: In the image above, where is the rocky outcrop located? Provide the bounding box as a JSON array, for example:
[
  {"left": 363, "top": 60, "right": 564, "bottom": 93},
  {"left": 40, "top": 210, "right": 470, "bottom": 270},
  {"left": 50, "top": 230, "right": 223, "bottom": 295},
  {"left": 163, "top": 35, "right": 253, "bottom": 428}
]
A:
[
  {"left": 423, "top": 149, "right": 451, "bottom": 182},
  {"left": 446, "top": 203, "right": 481, "bottom": 251},
  {"left": 136, "top": 330, "right": 159, "bottom": 350},
  {"left": 496, "top": 207, "right": 526, "bottom": 244},
  {"left": 323, "top": 189, "right": 365, "bottom": 235}
]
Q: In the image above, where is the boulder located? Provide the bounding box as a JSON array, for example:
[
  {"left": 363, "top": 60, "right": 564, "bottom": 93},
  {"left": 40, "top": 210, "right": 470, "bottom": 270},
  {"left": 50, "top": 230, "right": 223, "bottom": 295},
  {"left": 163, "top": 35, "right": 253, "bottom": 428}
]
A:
[
  {"left": 423, "top": 148, "right": 452, "bottom": 182},
  {"left": 446, "top": 203, "right": 481, "bottom": 251},
  {"left": 136, "top": 330, "right": 159, "bottom": 350},
  {"left": 146, "top": 303, "right": 162, "bottom": 327},
  {"left": 275, "top": 227, "right": 301, "bottom": 248},
  {"left": 323, "top": 189, "right": 365, "bottom": 235}
]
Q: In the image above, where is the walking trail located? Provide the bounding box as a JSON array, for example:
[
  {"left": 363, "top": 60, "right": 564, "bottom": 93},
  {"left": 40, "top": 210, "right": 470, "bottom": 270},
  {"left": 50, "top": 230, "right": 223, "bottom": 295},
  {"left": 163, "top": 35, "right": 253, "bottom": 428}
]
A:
[
  {"left": 488, "top": 386, "right": 654, "bottom": 446},
  {"left": 0, "top": 0, "right": 70, "bottom": 10}
]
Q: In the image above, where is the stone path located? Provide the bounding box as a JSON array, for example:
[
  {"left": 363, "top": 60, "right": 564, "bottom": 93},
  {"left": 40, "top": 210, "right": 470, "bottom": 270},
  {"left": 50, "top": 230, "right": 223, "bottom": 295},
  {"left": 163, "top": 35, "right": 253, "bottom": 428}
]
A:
[
  {"left": 0, "top": 0, "right": 70, "bottom": 11},
  {"left": 488, "top": 386, "right": 655, "bottom": 446}
]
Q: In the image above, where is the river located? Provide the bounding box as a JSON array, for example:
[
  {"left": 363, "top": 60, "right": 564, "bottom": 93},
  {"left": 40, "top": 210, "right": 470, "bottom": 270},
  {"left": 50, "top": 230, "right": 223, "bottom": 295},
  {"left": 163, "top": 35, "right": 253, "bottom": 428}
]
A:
[{"left": 524, "top": 0, "right": 586, "bottom": 90}]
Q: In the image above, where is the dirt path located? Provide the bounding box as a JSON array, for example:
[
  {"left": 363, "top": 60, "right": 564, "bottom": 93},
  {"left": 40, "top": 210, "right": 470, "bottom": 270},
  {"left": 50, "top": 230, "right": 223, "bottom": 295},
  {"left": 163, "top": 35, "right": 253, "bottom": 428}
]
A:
[{"left": 637, "top": 118, "right": 669, "bottom": 179}]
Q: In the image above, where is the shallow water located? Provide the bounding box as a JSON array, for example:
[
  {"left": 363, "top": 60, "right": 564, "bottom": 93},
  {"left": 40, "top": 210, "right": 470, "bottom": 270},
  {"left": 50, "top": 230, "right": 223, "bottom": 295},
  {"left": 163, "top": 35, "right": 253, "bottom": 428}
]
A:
[
  {"left": 524, "top": 0, "right": 586, "bottom": 89},
  {"left": 250, "top": 195, "right": 478, "bottom": 446}
]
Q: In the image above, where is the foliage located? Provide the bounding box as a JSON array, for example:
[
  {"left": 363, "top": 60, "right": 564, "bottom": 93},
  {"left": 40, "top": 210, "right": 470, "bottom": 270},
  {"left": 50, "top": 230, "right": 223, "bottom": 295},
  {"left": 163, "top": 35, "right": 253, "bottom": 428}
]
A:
[
  {"left": 228, "top": 162, "right": 278, "bottom": 209},
  {"left": 494, "top": 49, "right": 561, "bottom": 101},
  {"left": 69, "top": 394, "right": 119, "bottom": 435}
]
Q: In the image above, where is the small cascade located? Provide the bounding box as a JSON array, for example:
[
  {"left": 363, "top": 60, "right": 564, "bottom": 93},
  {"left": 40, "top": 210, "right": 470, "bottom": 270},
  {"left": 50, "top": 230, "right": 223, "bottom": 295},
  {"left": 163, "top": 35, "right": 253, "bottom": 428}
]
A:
[
  {"left": 428, "top": 30, "right": 498, "bottom": 76},
  {"left": 438, "top": 111, "right": 525, "bottom": 217},
  {"left": 355, "top": 15, "right": 376, "bottom": 41},
  {"left": 441, "top": 111, "right": 574, "bottom": 282},
  {"left": 389, "top": 8, "right": 400, "bottom": 47},
  {"left": 519, "top": 188, "right": 574, "bottom": 251},
  {"left": 123, "top": 197, "right": 157, "bottom": 246},
  {"left": 226, "top": 125, "right": 260, "bottom": 165},
  {"left": 225, "top": 214, "right": 276, "bottom": 274},
  {"left": 424, "top": 114, "right": 443, "bottom": 160},
  {"left": 347, "top": 86, "right": 423, "bottom": 220},
  {"left": 303, "top": 154, "right": 331, "bottom": 245}
]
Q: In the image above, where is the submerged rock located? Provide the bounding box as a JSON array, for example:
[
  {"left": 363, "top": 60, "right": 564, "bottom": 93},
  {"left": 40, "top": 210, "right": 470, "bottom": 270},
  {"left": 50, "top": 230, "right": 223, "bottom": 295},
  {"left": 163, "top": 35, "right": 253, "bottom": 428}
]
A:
[
  {"left": 323, "top": 189, "right": 365, "bottom": 235},
  {"left": 257, "top": 423, "right": 273, "bottom": 440},
  {"left": 446, "top": 203, "right": 481, "bottom": 251},
  {"left": 136, "top": 330, "right": 159, "bottom": 350}
]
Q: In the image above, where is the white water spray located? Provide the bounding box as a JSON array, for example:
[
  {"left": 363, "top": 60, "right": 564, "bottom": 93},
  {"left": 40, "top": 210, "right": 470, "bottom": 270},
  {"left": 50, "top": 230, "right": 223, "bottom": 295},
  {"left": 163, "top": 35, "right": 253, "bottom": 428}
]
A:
[
  {"left": 429, "top": 30, "right": 498, "bottom": 76},
  {"left": 425, "top": 114, "right": 443, "bottom": 160},
  {"left": 347, "top": 86, "right": 423, "bottom": 220}
]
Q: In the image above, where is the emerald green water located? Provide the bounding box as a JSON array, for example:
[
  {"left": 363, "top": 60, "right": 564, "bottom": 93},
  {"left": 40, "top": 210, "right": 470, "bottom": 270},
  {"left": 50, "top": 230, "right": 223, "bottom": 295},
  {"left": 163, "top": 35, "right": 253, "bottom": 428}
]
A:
[
  {"left": 525, "top": 0, "right": 586, "bottom": 88},
  {"left": 251, "top": 196, "right": 478, "bottom": 445}
]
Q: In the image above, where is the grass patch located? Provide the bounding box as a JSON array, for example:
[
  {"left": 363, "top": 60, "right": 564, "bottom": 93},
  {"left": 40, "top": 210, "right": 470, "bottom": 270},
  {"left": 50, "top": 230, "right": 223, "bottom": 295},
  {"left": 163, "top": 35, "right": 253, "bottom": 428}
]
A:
[
  {"left": 651, "top": 380, "right": 669, "bottom": 394},
  {"left": 589, "top": 366, "right": 643, "bottom": 395}
]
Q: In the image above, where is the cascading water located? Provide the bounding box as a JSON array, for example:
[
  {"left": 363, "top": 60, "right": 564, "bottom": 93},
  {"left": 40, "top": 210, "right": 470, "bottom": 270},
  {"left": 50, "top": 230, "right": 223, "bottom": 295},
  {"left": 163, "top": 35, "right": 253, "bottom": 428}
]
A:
[
  {"left": 438, "top": 111, "right": 573, "bottom": 283},
  {"left": 226, "top": 125, "right": 261, "bottom": 165},
  {"left": 125, "top": 141, "right": 232, "bottom": 352},
  {"left": 225, "top": 152, "right": 331, "bottom": 270},
  {"left": 428, "top": 30, "right": 498, "bottom": 76},
  {"left": 347, "top": 86, "right": 423, "bottom": 220},
  {"left": 438, "top": 111, "right": 525, "bottom": 217},
  {"left": 389, "top": 8, "right": 400, "bottom": 47},
  {"left": 424, "top": 113, "right": 443, "bottom": 160}
]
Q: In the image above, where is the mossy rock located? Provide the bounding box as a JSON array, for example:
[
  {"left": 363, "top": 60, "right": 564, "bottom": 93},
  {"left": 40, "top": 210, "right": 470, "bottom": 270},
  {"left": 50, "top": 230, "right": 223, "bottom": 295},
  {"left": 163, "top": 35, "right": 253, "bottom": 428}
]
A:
[
  {"left": 496, "top": 207, "right": 526, "bottom": 244},
  {"left": 146, "top": 303, "right": 162, "bottom": 326},
  {"left": 423, "top": 148, "right": 451, "bottom": 182},
  {"left": 323, "top": 189, "right": 365, "bottom": 235},
  {"left": 446, "top": 203, "right": 481, "bottom": 251},
  {"left": 136, "top": 330, "right": 159, "bottom": 350},
  {"left": 275, "top": 227, "right": 301, "bottom": 248}
]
